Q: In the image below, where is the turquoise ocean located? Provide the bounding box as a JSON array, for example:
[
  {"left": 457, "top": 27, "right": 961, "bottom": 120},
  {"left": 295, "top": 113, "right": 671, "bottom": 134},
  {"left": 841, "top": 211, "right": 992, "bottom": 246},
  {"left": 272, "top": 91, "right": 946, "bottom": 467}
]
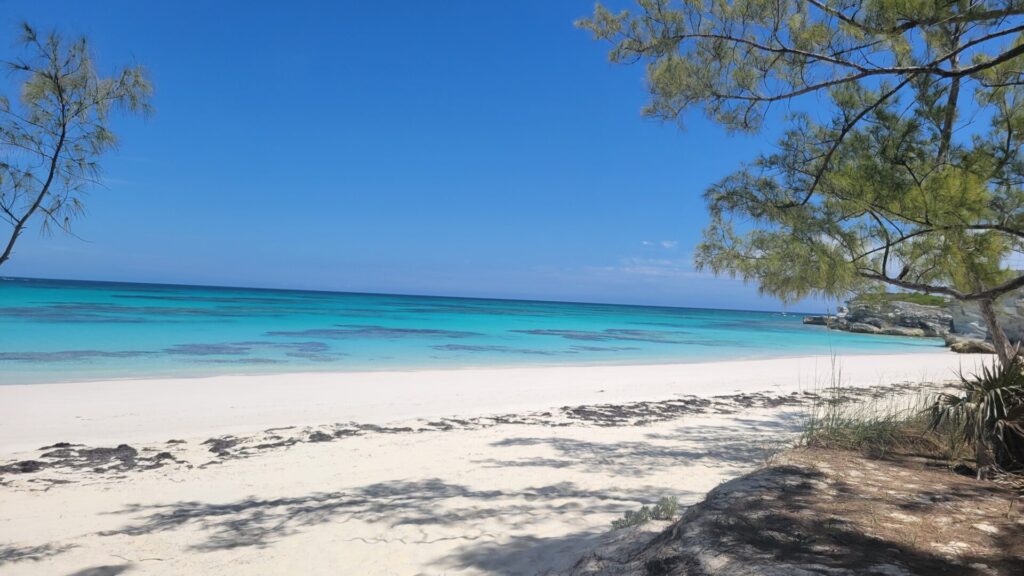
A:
[{"left": 0, "top": 277, "right": 944, "bottom": 385}]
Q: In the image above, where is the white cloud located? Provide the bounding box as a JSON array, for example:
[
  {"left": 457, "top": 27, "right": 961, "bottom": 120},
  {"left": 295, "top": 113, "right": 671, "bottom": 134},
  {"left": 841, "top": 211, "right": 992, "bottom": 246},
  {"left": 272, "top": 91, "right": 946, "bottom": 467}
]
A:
[
  {"left": 641, "top": 239, "right": 680, "bottom": 249},
  {"left": 525, "top": 257, "right": 828, "bottom": 311},
  {"left": 581, "top": 257, "right": 716, "bottom": 281}
]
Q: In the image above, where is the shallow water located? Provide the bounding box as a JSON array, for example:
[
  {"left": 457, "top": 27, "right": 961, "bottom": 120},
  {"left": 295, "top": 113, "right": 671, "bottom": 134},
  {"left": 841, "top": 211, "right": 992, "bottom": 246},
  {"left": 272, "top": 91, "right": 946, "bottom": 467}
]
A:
[{"left": 0, "top": 277, "right": 943, "bottom": 384}]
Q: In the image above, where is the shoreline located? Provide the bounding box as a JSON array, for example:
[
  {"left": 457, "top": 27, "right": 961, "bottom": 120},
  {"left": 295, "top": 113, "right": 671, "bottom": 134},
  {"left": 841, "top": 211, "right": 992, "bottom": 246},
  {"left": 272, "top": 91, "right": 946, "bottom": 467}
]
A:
[
  {"left": 0, "top": 351, "right": 978, "bottom": 454},
  {"left": 0, "top": 339, "right": 948, "bottom": 387}
]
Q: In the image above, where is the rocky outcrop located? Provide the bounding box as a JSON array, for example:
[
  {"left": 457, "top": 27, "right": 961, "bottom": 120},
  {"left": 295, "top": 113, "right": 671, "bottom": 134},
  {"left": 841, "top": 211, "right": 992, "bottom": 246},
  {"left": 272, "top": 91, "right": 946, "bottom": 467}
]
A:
[
  {"left": 566, "top": 449, "right": 1024, "bottom": 576},
  {"left": 802, "top": 294, "right": 1024, "bottom": 354},
  {"left": 944, "top": 334, "right": 997, "bottom": 354},
  {"left": 802, "top": 299, "right": 952, "bottom": 338},
  {"left": 949, "top": 297, "right": 1024, "bottom": 343}
]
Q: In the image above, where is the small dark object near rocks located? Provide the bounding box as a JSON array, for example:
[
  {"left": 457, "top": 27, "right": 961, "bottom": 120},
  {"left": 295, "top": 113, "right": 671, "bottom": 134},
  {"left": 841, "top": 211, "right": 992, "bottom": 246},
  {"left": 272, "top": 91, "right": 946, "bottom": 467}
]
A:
[
  {"left": 952, "top": 463, "right": 976, "bottom": 477},
  {"left": 38, "top": 442, "right": 75, "bottom": 450}
]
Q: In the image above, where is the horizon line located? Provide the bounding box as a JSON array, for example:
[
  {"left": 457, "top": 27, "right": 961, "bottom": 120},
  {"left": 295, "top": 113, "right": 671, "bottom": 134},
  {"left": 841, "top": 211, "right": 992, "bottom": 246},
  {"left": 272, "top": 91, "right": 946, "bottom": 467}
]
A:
[{"left": 0, "top": 274, "right": 823, "bottom": 316}]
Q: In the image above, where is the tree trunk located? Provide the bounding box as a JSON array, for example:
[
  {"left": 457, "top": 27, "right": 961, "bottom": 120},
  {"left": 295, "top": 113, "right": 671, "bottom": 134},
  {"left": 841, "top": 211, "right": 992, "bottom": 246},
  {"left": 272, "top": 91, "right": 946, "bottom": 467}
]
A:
[
  {"left": 976, "top": 437, "right": 993, "bottom": 480},
  {"left": 978, "top": 297, "right": 1015, "bottom": 365}
]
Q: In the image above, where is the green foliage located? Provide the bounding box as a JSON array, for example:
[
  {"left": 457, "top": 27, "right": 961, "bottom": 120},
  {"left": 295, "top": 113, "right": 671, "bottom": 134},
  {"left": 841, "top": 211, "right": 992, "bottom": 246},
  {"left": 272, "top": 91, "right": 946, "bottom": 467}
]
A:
[
  {"left": 611, "top": 496, "right": 679, "bottom": 529},
  {"left": 851, "top": 292, "right": 949, "bottom": 307},
  {"left": 928, "top": 355, "right": 1024, "bottom": 472},
  {"left": 581, "top": 1, "right": 1024, "bottom": 359},
  {"left": 691, "top": 88, "right": 1024, "bottom": 303},
  {"left": 799, "top": 355, "right": 1024, "bottom": 473},
  {"left": 580, "top": 1, "right": 1024, "bottom": 132},
  {"left": 0, "top": 23, "right": 152, "bottom": 266},
  {"left": 800, "top": 371, "right": 972, "bottom": 463}
]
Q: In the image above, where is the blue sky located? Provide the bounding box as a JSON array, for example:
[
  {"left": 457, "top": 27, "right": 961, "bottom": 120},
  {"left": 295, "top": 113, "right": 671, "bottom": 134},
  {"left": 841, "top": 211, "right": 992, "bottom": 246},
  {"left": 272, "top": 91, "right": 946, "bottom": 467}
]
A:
[{"left": 0, "top": 1, "right": 830, "bottom": 311}]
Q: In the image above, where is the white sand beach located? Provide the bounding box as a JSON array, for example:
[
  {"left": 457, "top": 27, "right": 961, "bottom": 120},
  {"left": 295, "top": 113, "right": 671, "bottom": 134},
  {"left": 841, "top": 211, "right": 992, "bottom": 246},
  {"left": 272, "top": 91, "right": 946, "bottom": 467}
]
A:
[{"left": 0, "top": 352, "right": 983, "bottom": 575}]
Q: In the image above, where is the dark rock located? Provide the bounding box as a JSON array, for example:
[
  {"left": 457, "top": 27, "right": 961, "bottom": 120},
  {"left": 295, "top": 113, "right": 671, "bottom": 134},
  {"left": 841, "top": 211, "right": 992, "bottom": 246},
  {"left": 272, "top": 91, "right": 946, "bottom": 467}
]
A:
[
  {"left": 847, "top": 322, "right": 882, "bottom": 334},
  {"left": 844, "top": 300, "right": 952, "bottom": 337},
  {"left": 803, "top": 298, "right": 956, "bottom": 343},
  {"left": 880, "top": 326, "right": 926, "bottom": 337},
  {"left": 75, "top": 444, "right": 138, "bottom": 469},
  {"left": 36, "top": 444, "right": 139, "bottom": 469},
  {"left": 356, "top": 424, "right": 414, "bottom": 434},
  {"left": 7, "top": 442, "right": 181, "bottom": 476},
  {"left": 308, "top": 431, "right": 333, "bottom": 443},
  {"left": 39, "top": 448, "right": 77, "bottom": 459},
  {"left": 202, "top": 436, "right": 242, "bottom": 455},
  {"left": 0, "top": 460, "right": 45, "bottom": 474},
  {"left": 253, "top": 438, "right": 298, "bottom": 451},
  {"left": 945, "top": 334, "right": 996, "bottom": 354},
  {"left": 38, "top": 442, "right": 75, "bottom": 450}
]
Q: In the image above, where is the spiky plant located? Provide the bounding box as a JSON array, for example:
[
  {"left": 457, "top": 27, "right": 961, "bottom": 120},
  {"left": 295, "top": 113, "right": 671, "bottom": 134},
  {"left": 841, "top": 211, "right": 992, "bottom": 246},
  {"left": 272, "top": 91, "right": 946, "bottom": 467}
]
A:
[{"left": 929, "top": 351, "right": 1024, "bottom": 478}]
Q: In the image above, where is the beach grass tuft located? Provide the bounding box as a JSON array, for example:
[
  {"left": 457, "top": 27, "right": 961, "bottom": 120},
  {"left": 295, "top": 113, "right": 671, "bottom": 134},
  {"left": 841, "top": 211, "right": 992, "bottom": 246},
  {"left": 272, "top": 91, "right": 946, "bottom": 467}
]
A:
[
  {"left": 799, "top": 360, "right": 968, "bottom": 463},
  {"left": 611, "top": 496, "right": 679, "bottom": 529}
]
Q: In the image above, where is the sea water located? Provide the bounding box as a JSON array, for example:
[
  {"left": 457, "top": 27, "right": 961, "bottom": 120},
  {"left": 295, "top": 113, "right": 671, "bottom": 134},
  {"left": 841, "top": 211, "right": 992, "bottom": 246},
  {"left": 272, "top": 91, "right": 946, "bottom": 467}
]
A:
[{"left": 0, "top": 277, "right": 943, "bottom": 384}]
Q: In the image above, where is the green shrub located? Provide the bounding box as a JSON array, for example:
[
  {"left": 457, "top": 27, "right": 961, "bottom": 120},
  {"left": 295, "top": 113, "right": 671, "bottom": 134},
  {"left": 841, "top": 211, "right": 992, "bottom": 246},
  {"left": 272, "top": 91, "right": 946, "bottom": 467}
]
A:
[
  {"left": 928, "top": 355, "right": 1024, "bottom": 476},
  {"left": 851, "top": 292, "right": 948, "bottom": 307},
  {"left": 611, "top": 496, "right": 678, "bottom": 529}
]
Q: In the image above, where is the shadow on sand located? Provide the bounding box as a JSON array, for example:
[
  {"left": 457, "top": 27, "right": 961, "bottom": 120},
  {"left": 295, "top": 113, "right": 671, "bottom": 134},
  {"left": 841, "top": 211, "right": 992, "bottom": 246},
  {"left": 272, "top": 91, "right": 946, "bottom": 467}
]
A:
[
  {"left": 92, "top": 417, "right": 806, "bottom": 574},
  {"left": 65, "top": 565, "right": 133, "bottom": 576},
  {"left": 478, "top": 418, "right": 804, "bottom": 477},
  {"left": 697, "top": 465, "right": 1024, "bottom": 575},
  {"left": 570, "top": 460, "right": 1024, "bottom": 576},
  {"left": 100, "top": 479, "right": 679, "bottom": 553},
  {"left": 0, "top": 542, "right": 78, "bottom": 566}
]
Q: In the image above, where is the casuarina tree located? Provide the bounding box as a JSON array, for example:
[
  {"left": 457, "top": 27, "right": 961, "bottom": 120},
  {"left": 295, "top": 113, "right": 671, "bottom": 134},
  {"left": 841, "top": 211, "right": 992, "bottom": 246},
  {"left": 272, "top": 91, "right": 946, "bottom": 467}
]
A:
[
  {"left": 0, "top": 23, "right": 152, "bottom": 268},
  {"left": 580, "top": 0, "right": 1024, "bottom": 364}
]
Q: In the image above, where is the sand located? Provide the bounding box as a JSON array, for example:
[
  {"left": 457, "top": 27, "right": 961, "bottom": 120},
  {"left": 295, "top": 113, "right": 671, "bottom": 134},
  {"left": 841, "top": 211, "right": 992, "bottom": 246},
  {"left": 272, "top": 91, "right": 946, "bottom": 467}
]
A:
[{"left": 0, "top": 352, "right": 982, "bottom": 575}]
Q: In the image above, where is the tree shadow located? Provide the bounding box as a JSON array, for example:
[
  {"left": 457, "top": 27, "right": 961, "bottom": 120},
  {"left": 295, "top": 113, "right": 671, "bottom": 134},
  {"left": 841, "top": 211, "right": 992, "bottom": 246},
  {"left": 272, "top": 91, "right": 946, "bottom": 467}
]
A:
[
  {"left": 595, "top": 463, "right": 1024, "bottom": 576},
  {"left": 0, "top": 542, "right": 78, "bottom": 565},
  {"left": 700, "top": 468, "right": 1019, "bottom": 574},
  {"left": 64, "top": 565, "right": 133, "bottom": 576},
  {"left": 443, "top": 531, "right": 610, "bottom": 576},
  {"left": 100, "top": 478, "right": 676, "bottom": 553},
  {"left": 894, "top": 483, "right": 1011, "bottom": 512},
  {"left": 481, "top": 420, "right": 801, "bottom": 477}
]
